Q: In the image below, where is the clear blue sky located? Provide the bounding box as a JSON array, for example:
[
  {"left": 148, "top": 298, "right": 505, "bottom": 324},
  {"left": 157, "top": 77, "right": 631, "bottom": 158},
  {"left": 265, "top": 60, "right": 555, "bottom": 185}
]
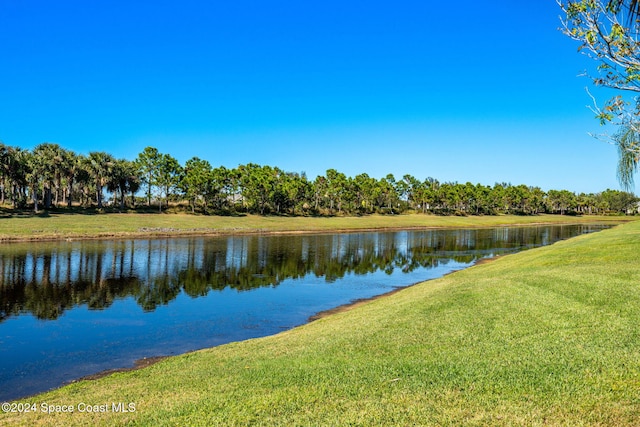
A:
[{"left": 0, "top": 1, "right": 630, "bottom": 193}]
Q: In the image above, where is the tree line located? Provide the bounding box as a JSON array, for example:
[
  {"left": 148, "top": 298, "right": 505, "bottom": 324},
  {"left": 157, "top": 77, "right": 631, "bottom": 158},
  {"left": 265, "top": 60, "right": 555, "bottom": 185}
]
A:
[{"left": 0, "top": 142, "right": 638, "bottom": 216}]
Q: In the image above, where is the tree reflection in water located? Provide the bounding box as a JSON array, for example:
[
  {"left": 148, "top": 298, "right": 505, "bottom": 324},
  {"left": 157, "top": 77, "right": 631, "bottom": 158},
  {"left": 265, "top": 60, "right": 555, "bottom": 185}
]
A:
[{"left": 0, "top": 225, "right": 610, "bottom": 322}]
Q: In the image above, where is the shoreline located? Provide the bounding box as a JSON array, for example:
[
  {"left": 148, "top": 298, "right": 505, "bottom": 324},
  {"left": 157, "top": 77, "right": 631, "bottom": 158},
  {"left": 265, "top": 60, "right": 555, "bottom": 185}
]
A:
[
  {"left": 308, "top": 254, "right": 502, "bottom": 322},
  {"left": 60, "top": 254, "right": 504, "bottom": 390},
  {"left": 0, "top": 218, "right": 631, "bottom": 244}
]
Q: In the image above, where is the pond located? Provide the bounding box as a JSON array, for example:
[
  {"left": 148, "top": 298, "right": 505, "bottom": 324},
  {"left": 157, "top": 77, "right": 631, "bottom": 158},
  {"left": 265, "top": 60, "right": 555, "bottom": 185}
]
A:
[{"left": 0, "top": 224, "right": 612, "bottom": 401}]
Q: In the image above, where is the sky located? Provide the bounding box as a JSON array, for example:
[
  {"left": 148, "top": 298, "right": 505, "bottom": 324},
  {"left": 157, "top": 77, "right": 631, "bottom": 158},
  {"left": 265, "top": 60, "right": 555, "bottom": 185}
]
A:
[{"left": 0, "top": 1, "right": 632, "bottom": 193}]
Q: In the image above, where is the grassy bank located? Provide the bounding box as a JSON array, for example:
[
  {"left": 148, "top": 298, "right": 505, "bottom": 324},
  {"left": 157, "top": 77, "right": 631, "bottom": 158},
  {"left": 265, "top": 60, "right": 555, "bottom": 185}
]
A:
[
  {"left": 0, "top": 212, "right": 633, "bottom": 241},
  {"left": 2, "top": 221, "right": 639, "bottom": 425}
]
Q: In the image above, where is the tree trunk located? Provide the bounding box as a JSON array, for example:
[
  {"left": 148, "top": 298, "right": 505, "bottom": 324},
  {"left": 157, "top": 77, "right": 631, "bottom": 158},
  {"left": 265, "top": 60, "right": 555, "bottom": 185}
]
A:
[
  {"left": 147, "top": 178, "right": 152, "bottom": 207},
  {"left": 32, "top": 187, "right": 39, "bottom": 213},
  {"left": 43, "top": 186, "right": 52, "bottom": 210},
  {"left": 12, "top": 184, "right": 18, "bottom": 209},
  {"left": 97, "top": 185, "right": 103, "bottom": 208},
  {"left": 67, "top": 182, "right": 73, "bottom": 208}
]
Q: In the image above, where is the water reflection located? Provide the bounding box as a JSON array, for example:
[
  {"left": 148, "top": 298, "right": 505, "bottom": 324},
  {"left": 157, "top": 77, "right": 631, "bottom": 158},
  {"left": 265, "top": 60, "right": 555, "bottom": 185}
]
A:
[{"left": 0, "top": 225, "right": 608, "bottom": 322}]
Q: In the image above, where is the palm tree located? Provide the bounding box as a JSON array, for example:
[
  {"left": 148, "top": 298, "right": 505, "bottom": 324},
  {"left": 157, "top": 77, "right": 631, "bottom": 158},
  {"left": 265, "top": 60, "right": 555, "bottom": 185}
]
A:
[
  {"left": 609, "top": 0, "right": 640, "bottom": 19},
  {"left": 0, "top": 143, "right": 10, "bottom": 205},
  {"left": 614, "top": 125, "right": 639, "bottom": 190},
  {"left": 4, "top": 147, "right": 29, "bottom": 209},
  {"left": 59, "top": 149, "right": 80, "bottom": 208},
  {"left": 74, "top": 157, "right": 92, "bottom": 207},
  {"left": 32, "top": 143, "right": 64, "bottom": 209},
  {"left": 107, "top": 159, "right": 141, "bottom": 210},
  {"left": 85, "top": 152, "right": 115, "bottom": 208},
  {"left": 23, "top": 151, "right": 42, "bottom": 213}
]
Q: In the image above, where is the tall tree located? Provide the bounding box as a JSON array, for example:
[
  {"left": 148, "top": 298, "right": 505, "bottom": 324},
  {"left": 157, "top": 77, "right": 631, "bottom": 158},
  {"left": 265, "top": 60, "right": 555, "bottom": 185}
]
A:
[
  {"left": 313, "top": 175, "right": 328, "bottom": 212},
  {"left": 0, "top": 145, "right": 29, "bottom": 208},
  {"left": 599, "top": 188, "right": 639, "bottom": 212},
  {"left": 155, "top": 154, "right": 183, "bottom": 212},
  {"left": 107, "top": 159, "right": 140, "bottom": 210},
  {"left": 135, "top": 147, "right": 161, "bottom": 207},
  {"left": 73, "top": 156, "right": 93, "bottom": 207},
  {"left": 546, "top": 189, "right": 577, "bottom": 215},
  {"left": 0, "top": 143, "right": 9, "bottom": 204},
  {"left": 379, "top": 174, "right": 399, "bottom": 213},
  {"left": 181, "top": 157, "right": 212, "bottom": 213},
  {"left": 353, "top": 173, "right": 377, "bottom": 213},
  {"left": 85, "top": 152, "right": 115, "bottom": 208},
  {"left": 289, "top": 172, "right": 312, "bottom": 215},
  {"left": 23, "top": 151, "right": 41, "bottom": 213},
  {"left": 0, "top": 143, "right": 14, "bottom": 205},
  {"left": 60, "top": 150, "right": 82, "bottom": 208},
  {"left": 211, "top": 166, "right": 235, "bottom": 212},
  {"left": 32, "top": 143, "right": 64, "bottom": 209},
  {"left": 400, "top": 174, "right": 420, "bottom": 211},
  {"left": 325, "top": 169, "right": 348, "bottom": 214}
]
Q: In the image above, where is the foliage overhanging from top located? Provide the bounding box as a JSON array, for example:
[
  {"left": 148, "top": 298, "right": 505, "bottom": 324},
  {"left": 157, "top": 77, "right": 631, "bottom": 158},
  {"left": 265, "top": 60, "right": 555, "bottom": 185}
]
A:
[{"left": 558, "top": 0, "right": 640, "bottom": 188}]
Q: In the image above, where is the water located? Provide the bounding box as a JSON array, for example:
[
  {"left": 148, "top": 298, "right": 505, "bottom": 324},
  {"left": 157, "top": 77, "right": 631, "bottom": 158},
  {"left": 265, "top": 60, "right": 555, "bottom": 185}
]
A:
[{"left": 0, "top": 224, "right": 611, "bottom": 400}]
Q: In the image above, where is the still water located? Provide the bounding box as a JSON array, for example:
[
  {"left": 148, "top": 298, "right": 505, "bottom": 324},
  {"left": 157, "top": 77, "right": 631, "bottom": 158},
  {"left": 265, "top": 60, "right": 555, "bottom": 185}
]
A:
[{"left": 0, "top": 224, "right": 611, "bottom": 400}]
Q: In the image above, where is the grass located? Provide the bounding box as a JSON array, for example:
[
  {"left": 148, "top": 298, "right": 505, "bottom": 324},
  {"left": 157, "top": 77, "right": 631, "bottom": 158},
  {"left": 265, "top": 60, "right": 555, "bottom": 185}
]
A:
[
  {"left": 0, "top": 212, "right": 633, "bottom": 241},
  {"left": 2, "top": 220, "right": 640, "bottom": 425}
]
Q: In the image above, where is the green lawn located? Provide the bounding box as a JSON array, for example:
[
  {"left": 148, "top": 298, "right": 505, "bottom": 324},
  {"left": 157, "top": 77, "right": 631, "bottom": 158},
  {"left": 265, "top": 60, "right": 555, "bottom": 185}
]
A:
[
  {"left": 0, "top": 212, "right": 632, "bottom": 241},
  {"left": 1, "top": 220, "right": 639, "bottom": 425}
]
